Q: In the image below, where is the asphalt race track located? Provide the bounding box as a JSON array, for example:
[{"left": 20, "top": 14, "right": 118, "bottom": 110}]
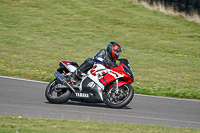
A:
[{"left": 0, "top": 76, "right": 200, "bottom": 129}]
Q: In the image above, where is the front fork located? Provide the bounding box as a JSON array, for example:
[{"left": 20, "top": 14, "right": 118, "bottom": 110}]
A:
[{"left": 115, "top": 79, "right": 119, "bottom": 94}]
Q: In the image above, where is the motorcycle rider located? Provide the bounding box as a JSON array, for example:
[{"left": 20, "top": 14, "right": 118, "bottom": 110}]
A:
[{"left": 67, "top": 41, "right": 122, "bottom": 83}]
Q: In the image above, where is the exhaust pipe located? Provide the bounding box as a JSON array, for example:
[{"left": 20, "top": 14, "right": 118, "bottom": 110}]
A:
[{"left": 54, "top": 72, "right": 75, "bottom": 92}]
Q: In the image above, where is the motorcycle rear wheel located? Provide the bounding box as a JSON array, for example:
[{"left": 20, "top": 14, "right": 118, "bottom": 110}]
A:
[
  {"left": 45, "top": 78, "right": 71, "bottom": 104},
  {"left": 105, "top": 84, "right": 134, "bottom": 108}
]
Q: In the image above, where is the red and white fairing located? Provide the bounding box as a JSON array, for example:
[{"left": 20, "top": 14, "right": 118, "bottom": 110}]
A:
[{"left": 87, "top": 64, "right": 124, "bottom": 90}]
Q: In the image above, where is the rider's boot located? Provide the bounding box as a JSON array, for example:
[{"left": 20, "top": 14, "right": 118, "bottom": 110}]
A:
[
  {"left": 66, "top": 58, "right": 94, "bottom": 84},
  {"left": 66, "top": 69, "right": 81, "bottom": 84}
]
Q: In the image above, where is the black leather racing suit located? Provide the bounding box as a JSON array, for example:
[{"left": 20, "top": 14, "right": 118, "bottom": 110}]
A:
[
  {"left": 71, "top": 49, "right": 117, "bottom": 79},
  {"left": 93, "top": 49, "right": 117, "bottom": 68}
]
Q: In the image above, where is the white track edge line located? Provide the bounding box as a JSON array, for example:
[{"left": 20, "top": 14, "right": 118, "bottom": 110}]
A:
[
  {"left": 0, "top": 75, "right": 48, "bottom": 84},
  {"left": 134, "top": 94, "right": 200, "bottom": 102}
]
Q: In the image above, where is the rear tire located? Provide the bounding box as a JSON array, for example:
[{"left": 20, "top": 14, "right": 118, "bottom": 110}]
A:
[
  {"left": 45, "top": 78, "right": 71, "bottom": 104},
  {"left": 105, "top": 84, "right": 134, "bottom": 108}
]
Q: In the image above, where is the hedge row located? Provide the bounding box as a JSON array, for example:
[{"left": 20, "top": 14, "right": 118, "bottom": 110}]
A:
[{"left": 141, "top": 0, "right": 200, "bottom": 15}]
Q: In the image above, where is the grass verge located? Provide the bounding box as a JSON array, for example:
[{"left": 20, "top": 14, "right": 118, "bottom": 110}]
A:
[
  {"left": 0, "top": 0, "right": 200, "bottom": 99},
  {"left": 0, "top": 116, "right": 199, "bottom": 133}
]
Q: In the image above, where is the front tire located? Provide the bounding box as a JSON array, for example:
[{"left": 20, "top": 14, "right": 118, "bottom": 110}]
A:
[
  {"left": 45, "top": 78, "right": 71, "bottom": 104},
  {"left": 105, "top": 84, "right": 134, "bottom": 108}
]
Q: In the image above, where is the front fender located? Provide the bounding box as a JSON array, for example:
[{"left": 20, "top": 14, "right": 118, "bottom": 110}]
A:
[
  {"left": 118, "top": 81, "right": 131, "bottom": 87},
  {"left": 107, "top": 81, "right": 131, "bottom": 90}
]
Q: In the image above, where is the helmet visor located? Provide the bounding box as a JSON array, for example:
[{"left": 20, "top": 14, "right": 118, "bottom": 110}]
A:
[{"left": 113, "top": 48, "right": 122, "bottom": 57}]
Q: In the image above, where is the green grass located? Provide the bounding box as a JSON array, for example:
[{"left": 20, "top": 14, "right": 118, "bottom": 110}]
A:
[
  {"left": 0, "top": 116, "right": 199, "bottom": 133},
  {"left": 0, "top": 0, "right": 200, "bottom": 99}
]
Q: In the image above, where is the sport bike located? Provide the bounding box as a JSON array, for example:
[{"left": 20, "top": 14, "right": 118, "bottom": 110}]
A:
[{"left": 45, "top": 59, "right": 134, "bottom": 108}]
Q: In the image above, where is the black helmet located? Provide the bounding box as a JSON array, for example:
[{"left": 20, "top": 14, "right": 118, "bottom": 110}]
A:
[{"left": 107, "top": 41, "right": 122, "bottom": 60}]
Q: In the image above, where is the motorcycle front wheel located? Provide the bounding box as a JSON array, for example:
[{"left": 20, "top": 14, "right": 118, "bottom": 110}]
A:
[
  {"left": 105, "top": 84, "right": 134, "bottom": 108},
  {"left": 45, "top": 78, "right": 71, "bottom": 104}
]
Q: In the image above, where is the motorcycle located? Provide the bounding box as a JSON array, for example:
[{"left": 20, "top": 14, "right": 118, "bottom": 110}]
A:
[{"left": 45, "top": 59, "right": 134, "bottom": 108}]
